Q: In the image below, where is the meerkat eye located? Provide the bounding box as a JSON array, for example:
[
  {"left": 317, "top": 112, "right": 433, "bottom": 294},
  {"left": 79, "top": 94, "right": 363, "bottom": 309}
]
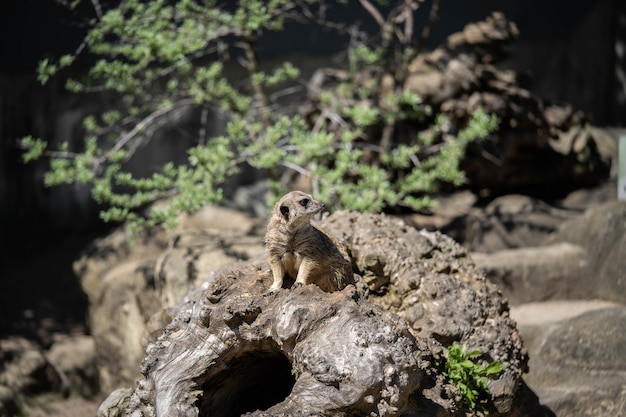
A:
[
  {"left": 299, "top": 199, "right": 310, "bottom": 208},
  {"left": 280, "top": 205, "right": 290, "bottom": 219}
]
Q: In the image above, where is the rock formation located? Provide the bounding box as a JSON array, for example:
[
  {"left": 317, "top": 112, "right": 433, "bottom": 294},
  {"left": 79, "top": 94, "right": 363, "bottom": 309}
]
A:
[
  {"left": 512, "top": 301, "right": 626, "bottom": 417},
  {"left": 73, "top": 205, "right": 266, "bottom": 394},
  {"left": 473, "top": 201, "right": 626, "bottom": 305},
  {"left": 302, "top": 12, "right": 612, "bottom": 198},
  {"left": 406, "top": 12, "right": 612, "bottom": 196},
  {"left": 96, "top": 211, "right": 548, "bottom": 417}
]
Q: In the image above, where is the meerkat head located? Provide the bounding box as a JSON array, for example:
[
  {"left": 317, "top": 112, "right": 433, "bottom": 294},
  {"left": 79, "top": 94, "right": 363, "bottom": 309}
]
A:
[{"left": 274, "top": 191, "right": 325, "bottom": 229}]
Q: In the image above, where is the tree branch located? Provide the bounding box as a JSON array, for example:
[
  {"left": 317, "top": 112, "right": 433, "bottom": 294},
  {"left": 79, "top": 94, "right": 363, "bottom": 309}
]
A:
[
  {"left": 94, "top": 99, "right": 195, "bottom": 170},
  {"left": 416, "top": 0, "right": 441, "bottom": 54},
  {"left": 240, "top": 34, "right": 270, "bottom": 127},
  {"left": 357, "top": 0, "right": 385, "bottom": 28},
  {"left": 90, "top": 0, "right": 103, "bottom": 20}
]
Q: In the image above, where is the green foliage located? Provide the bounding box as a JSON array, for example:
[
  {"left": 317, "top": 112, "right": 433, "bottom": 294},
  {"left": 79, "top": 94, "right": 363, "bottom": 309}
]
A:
[
  {"left": 22, "top": 0, "right": 498, "bottom": 231},
  {"left": 441, "top": 342, "right": 503, "bottom": 412},
  {"left": 20, "top": 136, "right": 47, "bottom": 163}
]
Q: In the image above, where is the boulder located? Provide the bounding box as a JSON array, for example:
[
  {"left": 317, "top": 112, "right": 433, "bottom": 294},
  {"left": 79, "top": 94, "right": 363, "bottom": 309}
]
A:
[
  {"left": 0, "top": 337, "right": 66, "bottom": 412},
  {"left": 97, "top": 211, "right": 547, "bottom": 417},
  {"left": 471, "top": 243, "right": 588, "bottom": 304},
  {"left": 303, "top": 12, "right": 613, "bottom": 197},
  {"left": 47, "top": 335, "right": 99, "bottom": 398},
  {"left": 73, "top": 205, "right": 266, "bottom": 393},
  {"left": 511, "top": 302, "right": 626, "bottom": 417},
  {"left": 423, "top": 13, "right": 613, "bottom": 196},
  {"left": 462, "top": 194, "right": 582, "bottom": 253},
  {"left": 402, "top": 181, "right": 618, "bottom": 254},
  {"left": 473, "top": 201, "right": 626, "bottom": 305},
  {"left": 547, "top": 201, "right": 626, "bottom": 303}
]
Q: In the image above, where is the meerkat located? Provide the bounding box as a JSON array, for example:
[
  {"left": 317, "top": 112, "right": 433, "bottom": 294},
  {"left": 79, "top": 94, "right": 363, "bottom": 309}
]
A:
[{"left": 265, "top": 191, "right": 354, "bottom": 293}]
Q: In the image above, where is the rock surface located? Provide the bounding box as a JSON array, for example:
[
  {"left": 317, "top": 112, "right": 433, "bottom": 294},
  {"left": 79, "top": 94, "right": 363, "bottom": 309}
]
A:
[
  {"left": 473, "top": 201, "right": 626, "bottom": 305},
  {"left": 510, "top": 301, "right": 626, "bottom": 417},
  {"left": 422, "top": 13, "right": 613, "bottom": 196},
  {"left": 546, "top": 201, "right": 626, "bottom": 303},
  {"left": 5, "top": 190, "right": 622, "bottom": 417},
  {"left": 461, "top": 195, "right": 583, "bottom": 253},
  {"left": 96, "top": 211, "right": 546, "bottom": 417},
  {"left": 73, "top": 205, "right": 266, "bottom": 393},
  {"left": 469, "top": 199, "right": 626, "bottom": 417},
  {"left": 47, "top": 335, "right": 99, "bottom": 398},
  {"left": 0, "top": 337, "right": 66, "bottom": 412}
]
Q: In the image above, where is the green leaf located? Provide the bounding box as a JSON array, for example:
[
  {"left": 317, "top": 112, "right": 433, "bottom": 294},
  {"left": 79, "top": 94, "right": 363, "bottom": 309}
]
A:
[
  {"left": 37, "top": 59, "right": 57, "bottom": 85},
  {"left": 441, "top": 342, "right": 503, "bottom": 412},
  {"left": 483, "top": 361, "right": 503, "bottom": 376},
  {"left": 20, "top": 136, "right": 47, "bottom": 163}
]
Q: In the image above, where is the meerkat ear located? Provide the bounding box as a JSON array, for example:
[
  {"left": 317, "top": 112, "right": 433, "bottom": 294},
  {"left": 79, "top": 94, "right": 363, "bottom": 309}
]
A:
[{"left": 280, "top": 205, "right": 290, "bottom": 219}]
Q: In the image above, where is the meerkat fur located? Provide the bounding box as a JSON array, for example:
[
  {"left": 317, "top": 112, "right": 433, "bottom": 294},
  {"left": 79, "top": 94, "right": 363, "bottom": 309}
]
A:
[{"left": 265, "top": 191, "right": 353, "bottom": 293}]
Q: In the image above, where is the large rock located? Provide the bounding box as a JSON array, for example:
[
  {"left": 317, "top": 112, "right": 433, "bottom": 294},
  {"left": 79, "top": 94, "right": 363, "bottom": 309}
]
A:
[
  {"left": 462, "top": 194, "right": 583, "bottom": 253},
  {"left": 403, "top": 181, "right": 618, "bottom": 254},
  {"left": 547, "top": 201, "right": 626, "bottom": 303},
  {"left": 73, "top": 205, "right": 266, "bottom": 393},
  {"left": 47, "top": 335, "right": 99, "bottom": 398},
  {"left": 511, "top": 301, "right": 626, "bottom": 417},
  {"left": 0, "top": 337, "right": 66, "bottom": 413},
  {"left": 97, "top": 211, "right": 547, "bottom": 417},
  {"left": 302, "top": 12, "right": 612, "bottom": 198},
  {"left": 472, "top": 243, "right": 588, "bottom": 304},
  {"left": 473, "top": 201, "right": 626, "bottom": 305},
  {"left": 406, "top": 12, "right": 612, "bottom": 196}
]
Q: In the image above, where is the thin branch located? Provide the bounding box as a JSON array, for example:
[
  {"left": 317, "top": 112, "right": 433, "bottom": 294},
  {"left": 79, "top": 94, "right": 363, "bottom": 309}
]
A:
[
  {"left": 240, "top": 33, "right": 270, "bottom": 127},
  {"left": 357, "top": 0, "right": 385, "bottom": 28},
  {"left": 401, "top": 0, "right": 415, "bottom": 43},
  {"left": 416, "top": 0, "right": 441, "bottom": 54},
  {"left": 479, "top": 149, "right": 504, "bottom": 167},
  {"left": 269, "top": 85, "right": 304, "bottom": 102},
  {"left": 94, "top": 99, "right": 195, "bottom": 169},
  {"left": 289, "top": 1, "right": 369, "bottom": 44},
  {"left": 279, "top": 160, "right": 315, "bottom": 178},
  {"left": 198, "top": 106, "right": 210, "bottom": 146},
  {"left": 90, "top": 0, "right": 103, "bottom": 20},
  {"left": 43, "top": 150, "right": 83, "bottom": 159}
]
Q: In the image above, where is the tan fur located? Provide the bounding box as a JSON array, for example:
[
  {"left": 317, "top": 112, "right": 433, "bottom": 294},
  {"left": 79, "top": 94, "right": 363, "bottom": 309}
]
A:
[{"left": 265, "top": 191, "right": 353, "bottom": 292}]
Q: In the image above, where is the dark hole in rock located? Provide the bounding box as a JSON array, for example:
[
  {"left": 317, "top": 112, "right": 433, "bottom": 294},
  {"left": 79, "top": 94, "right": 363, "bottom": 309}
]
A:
[{"left": 197, "top": 350, "right": 295, "bottom": 417}]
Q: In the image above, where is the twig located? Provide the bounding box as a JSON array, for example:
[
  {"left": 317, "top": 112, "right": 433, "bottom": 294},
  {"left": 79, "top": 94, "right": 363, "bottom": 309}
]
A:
[
  {"left": 416, "top": 0, "right": 440, "bottom": 54},
  {"left": 94, "top": 99, "right": 195, "bottom": 169},
  {"left": 289, "top": 1, "right": 369, "bottom": 44},
  {"left": 198, "top": 106, "right": 210, "bottom": 146},
  {"left": 240, "top": 34, "right": 270, "bottom": 127},
  {"left": 44, "top": 150, "right": 83, "bottom": 159},
  {"left": 90, "top": 0, "right": 103, "bottom": 20},
  {"left": 279, "top": 160, "right": 315, "bottom": 178},
  {"left": 480, "top": 149, "right": 503, "bottom": 167},
  {"left": 357, "top": 0, "right": 385, "bottom": 28},
  {"left": 269, "top": 85, "right": 304, "bottom": 102}
]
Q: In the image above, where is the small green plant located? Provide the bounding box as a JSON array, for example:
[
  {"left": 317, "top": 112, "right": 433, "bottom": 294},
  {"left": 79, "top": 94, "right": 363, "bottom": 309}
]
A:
[{"left": 441, "top": 342, "right": 503, "bottom": 412}]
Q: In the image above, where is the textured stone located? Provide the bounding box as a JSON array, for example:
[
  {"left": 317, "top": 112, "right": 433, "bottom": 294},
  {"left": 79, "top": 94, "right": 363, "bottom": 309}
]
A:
[{"left": 98, "top": 212, "right": 544, "bottom": 417}]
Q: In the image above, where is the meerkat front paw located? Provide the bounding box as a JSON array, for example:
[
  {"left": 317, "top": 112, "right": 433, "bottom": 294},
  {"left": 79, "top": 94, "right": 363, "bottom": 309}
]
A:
[
  {"left": 264, "top": 287, "right": 282, "bottom": 296},
  {"left": 290, "top": 282, "right": 303, "bottom": 290}
]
